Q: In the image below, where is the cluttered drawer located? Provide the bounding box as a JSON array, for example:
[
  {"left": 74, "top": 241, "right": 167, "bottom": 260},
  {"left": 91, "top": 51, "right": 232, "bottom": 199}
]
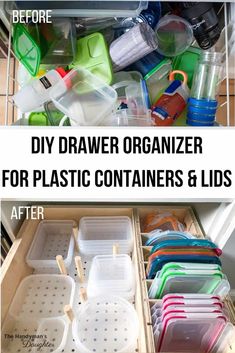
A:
[
  {"left": 1, "top": 1, "right": 233, "bottom": 126},
  {"left": 1, "top": 205, "right": 235, "bottom": 353}
]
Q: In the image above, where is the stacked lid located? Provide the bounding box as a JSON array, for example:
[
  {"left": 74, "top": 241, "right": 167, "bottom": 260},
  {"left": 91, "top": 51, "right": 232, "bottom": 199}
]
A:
[
  {"left": 151, "top": 294, "right": 231, "bottom": 353},
  {"left": 78, "top": 216, "right": 133, "bottom": 255},
  {"left": 146, "top": 238, "right": 223, "bottom": 280},
  {"left": 87, "top": 254, "right": 135, "bottom": 301}
]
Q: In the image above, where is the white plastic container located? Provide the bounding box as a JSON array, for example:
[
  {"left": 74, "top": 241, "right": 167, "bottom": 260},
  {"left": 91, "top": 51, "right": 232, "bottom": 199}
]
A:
[
  {"left": 87, "top": 254, "right": 135, "bottom": 301},
  {"left": 9, "top": 274, "right": 75, "bottom": 319},
  {"left": 13, "top": 68, "right": 68, "bottom": 113},
  {"left": 26, "top": 220, "right": 75, "bottom": 270},
  {"left": 78, "top": 216, "right": 133, "bottom": 255},
  {"left": 110, "top": 23, "right": 157, "bottom": 72},
  {"left": 50, "top": 67, "right": 117, "bottom": 126},
  {"left": 72, "top": 295, "right": 139, "bottom": 353},
  {"left": 2, "top": 316, "right": 69, "bottom": 353}
]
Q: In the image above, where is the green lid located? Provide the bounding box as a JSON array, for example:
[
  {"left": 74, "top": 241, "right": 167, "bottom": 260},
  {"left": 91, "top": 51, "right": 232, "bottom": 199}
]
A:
[
  {"left": 144, "top": 58, "right": 172, "bottom": 81},
  {"left": 13, "top": 23, "right": 41, "bottom": 77},
  {"left": 69, "top": 32, "right": 113, "bottom": 85},
  {"left": 28, "top": 112, "right": 48, "bottom": 126}
]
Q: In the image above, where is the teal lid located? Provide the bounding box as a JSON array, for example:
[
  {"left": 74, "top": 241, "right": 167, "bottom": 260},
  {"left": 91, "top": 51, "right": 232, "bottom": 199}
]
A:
[{"left": 13, "top": 23, "right": 41, "bottom": 76}]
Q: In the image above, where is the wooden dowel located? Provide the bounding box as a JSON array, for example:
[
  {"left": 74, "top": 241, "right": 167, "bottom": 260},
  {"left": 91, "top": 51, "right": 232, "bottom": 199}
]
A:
[
  {"left": 56, "top": 255, "right": 67, "bottom": 275},
  {"left": 75, "top": 256, "right": 84, "bottom": 283},
  {"left": 64, "top": 304, "right": 74, "bottom": 322},
  {"left": 73, "top": 226, "right": 79, "bottom": 252},
  {"left": 79, "top": 287, "right": 87, "bottom": 303},
  {"left": 113, "top": 243, "right": 119, "bottom": 255}
]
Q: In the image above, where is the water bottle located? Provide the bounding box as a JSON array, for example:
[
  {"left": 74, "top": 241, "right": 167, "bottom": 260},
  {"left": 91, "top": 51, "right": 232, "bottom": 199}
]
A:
[
  {"left": 151, "top": 70, "right": 189, "bottom": 126},
  {"left": 187, "top": 51, "right": 223, "bottom": 126}
]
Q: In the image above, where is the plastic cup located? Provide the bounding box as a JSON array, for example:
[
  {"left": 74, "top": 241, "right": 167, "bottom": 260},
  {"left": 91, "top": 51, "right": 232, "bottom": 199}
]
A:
[{"left": 155, "top": 15, "right": 193, "bottom": 57}]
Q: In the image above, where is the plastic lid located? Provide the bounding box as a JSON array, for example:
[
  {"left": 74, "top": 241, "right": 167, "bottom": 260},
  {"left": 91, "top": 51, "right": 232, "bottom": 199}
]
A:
[
  {"left": 13, "top": 23, "right": 41, "bottom": 77},
  {"left": 144, "top": 58, "right": 171, "bottom": 80},
  {"left": 155, "top": 15, "right": 193, "bottom": 57},
  {"left": 56, "top": 67, "right": 68, "bottom": 78}
]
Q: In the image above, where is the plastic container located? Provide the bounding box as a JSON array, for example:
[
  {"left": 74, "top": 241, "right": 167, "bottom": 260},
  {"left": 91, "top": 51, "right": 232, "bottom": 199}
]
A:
[
  {"left": 211, "top": 322, "right": 235, "bottom": 353},
  {"left": 187, "top": 51, "right": 223, "bottom": 126},
  {"left": 149, "top": 271, "right": 225, "bottom": 299},
  {"left": 9, "top": 274, "right": 75, "bottom": 319},
  {"left": 110, "top": 23, "right": 157, "bottom": 72},
  {"left": 13, "top": 68, "right": 68, "bottom": 113},
  {"left": 155, "top": 15, "right": 193, "bottom": 57},
  {"left": 157, "top": 314, "right": 227, "bottom": 353},
  {"left": 143, "top": 212, "right": 185, "bottom": 233},
  {"left": 172, "top": 47, "right": 201, "bottom": 89},
  {"left": 72, "top": 295, "right": 139, "bottom": 353},
  {"left": 78, "top": 216, "right": 133, "bottom": 255},
  {"left": 145, "top": 231, "right": 195, "bottom": 246},
  {"left": 144, "top": 58, "right": 172, "bottom": 104},
  {"left": 129, "top": 50, "right": 164, "bottom": 77},
  {"left": 49, "top": 67, "right": 117, "bottom": 126},
  {"left": 13, "top": 1, "right": 148, "bottom": 18},
  {"left": 105, "top": 109, "right": 154, "bottom": 126},
  {"left": 151, "top": 70, "right": 189, "bottom": 126},
  {"left": 112, "top": 71, "right": 143, "bottom": 98},
  {"left": 70, "top": 32, "right": 113, "bottom": 85},
  {"left": 26, "top": 220, "right": 75, "bottom": 269},
  {"left": 13, "top": 19, "right": 76, "bottom": 76},
  {"left": 87, "top": 254, "right": 135, "bottom": 300},
  {"left": 2, "top": 315, "right": 69, "bottom": 353}
]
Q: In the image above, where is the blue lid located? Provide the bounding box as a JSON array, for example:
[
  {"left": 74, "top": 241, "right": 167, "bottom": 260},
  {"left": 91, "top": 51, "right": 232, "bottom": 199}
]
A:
[
  {"left": 165, "top": 80, "right": 182, "bottom": 94},
  {"left": 187, "top": 119, "right": 214, "bottom": 127},
  {"left": 141, "top": 79, "right": 151, "bottom": 109},
  {"left": 129, "top": 50, "right": 164, "bottom": 77},
  {"left": 147, "top": 255, "right": 222, "bottom": 279},
  {"left": 145, "top": 231, "right": 193, "bottom": 246},
  {"left": 188, "top": 98, "right": 218, "bottom": 108},
  {"left": 187, "top": 111, "right": 216, "bottom": 122},
  {"left": 150, "top": 239, "right": 219, "bottom": 254},
  {"left": 187, "top": 105, "right": 217, "bottom": 116}
]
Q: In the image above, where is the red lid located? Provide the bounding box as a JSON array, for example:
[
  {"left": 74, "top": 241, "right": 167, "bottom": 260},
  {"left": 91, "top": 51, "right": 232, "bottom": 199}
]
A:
[{"left": 56, "top": 67, "right": 68, "bottom": 78}]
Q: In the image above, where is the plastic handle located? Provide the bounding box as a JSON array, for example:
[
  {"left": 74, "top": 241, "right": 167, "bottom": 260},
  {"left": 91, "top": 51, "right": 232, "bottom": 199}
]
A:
[
  {"left": 113, "top": 243, "right": 119, "bottom": 255},
  {"left": 73, "top": 226, "right": 79, "bottom": 252},
  {"left": 169, "top": 70, "right": 188, "bottom": 85},
  {"left": 75, "top": 256, "right": 85, "bottom": 283},
  {"left": 56, "top": 255, "right": 67, "bottom": 275},
  {"left": 80, "top": 287, "right": 88, "bottom": 303}
]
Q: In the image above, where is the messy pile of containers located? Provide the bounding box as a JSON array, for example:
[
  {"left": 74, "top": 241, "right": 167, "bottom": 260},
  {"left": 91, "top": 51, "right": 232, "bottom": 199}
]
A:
[{"left": 10, "top": 1, "right": 226, "bottom": 126}]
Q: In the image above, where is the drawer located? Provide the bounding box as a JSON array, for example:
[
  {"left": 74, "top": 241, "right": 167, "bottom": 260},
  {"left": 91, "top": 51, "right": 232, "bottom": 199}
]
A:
[
  {"left": 0, "top": 2, "right": 234, "bottom": 126},
  {"left": 3, "top": 204, "right": 232, "bottom": 353}
]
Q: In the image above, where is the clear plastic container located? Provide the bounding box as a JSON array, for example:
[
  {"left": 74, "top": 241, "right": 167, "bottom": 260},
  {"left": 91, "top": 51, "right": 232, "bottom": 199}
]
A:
[
  {"left": 26, "top": 220, "right": 75, "bottom": 269},
  {"left": 87, "top": 254, "right": 135, "bottom": 300},
  {"left": 9, "top": 274, "right": 75, "bottom": 319},
  {"left": 155, "top": 15, "right": 193, "bottom": 57},
  {"left": 110, "top": 23, "right": 157, "bottom": 72},
  {"left": 144, "top": 59, "right": 172, "bottom": 105},
  {"left": 78, "top": 216, "right": 133, "bottom": 255},
  {"left": 187, "top": 51, "right": 223, "bottom": 126},
  {"left": 13, "top": 19, "right": 76, "bottom": 76},
  {"left": 105, "top": 109, "right": 154, "bottom": 126},
  {"left": 2, "top": 315, "right": 69, "bottom": 353},
  {"left": 190, "top": 52, "right": 223, "bottom": 101},
  {"left": 157, "top": 314, "right": 227, "bottom": 353},
  {"left": 49, "top": 67, "right": 117, "bottom": 126},
  {"left": 72, "top": 295, "right": 139, "bottom": 353},
  {"left": 12, "top": 1, "right": 148, "bottom": 18}
]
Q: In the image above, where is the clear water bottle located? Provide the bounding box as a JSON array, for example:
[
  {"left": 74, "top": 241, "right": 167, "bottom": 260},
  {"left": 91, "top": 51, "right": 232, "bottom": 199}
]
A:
[{"left": 187, "top": 51, "right": 223, "bottom": 126}]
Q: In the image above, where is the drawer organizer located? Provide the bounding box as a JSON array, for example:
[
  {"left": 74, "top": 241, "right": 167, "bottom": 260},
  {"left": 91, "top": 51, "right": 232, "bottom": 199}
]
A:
[{"left": 1, "top": 205, "right": 235, "bottom": 353}]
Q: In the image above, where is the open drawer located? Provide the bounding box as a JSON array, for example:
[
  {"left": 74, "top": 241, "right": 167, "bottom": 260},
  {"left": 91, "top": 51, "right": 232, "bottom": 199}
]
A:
[
  {"left": 1, "top": 204, "right": 235, "bottom": 353},
  {"left": 0, "top": 2, "right": 234, "bottom": 126}
]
